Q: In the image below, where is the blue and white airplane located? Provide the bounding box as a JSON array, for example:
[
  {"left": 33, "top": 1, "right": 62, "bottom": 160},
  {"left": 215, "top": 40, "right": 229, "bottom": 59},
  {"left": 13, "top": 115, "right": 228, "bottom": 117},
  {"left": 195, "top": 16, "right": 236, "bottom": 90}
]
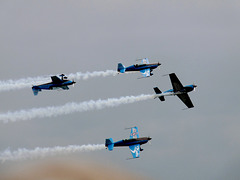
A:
[
  {"left": 105, "top": 127, "right": 151, "bottom": 159},
  {"left": 117, "top": 58, "right": 161, "bottom": 78},
  {"left": 154, "top": 73, "right": 197, "bottom": 108},
  {"left": 32, "top": 74, "right": 76, "bottom": 96}
]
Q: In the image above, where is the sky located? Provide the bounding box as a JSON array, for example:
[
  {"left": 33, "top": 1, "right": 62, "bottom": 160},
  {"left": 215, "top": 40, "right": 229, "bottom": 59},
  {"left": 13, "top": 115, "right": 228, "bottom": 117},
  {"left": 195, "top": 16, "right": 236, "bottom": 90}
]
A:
[{"left": 0, "top": 0, "right": 240, "bottom": 179}]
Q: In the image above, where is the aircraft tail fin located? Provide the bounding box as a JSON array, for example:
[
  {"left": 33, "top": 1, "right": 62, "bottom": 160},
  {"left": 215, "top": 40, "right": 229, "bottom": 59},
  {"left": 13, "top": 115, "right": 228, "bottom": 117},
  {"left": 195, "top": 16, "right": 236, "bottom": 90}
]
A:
[
  {"left": 117, "top": 63, "right": 125, "bottom": 73},
  {"left": 105, "top": 138, "right": 114, "bottom": 151},
  {"left": 32, "top": 86, "right": 41, "bottom": 96},
  {"left": 153, "top": 87, "right": 165, "bottom": 101}
]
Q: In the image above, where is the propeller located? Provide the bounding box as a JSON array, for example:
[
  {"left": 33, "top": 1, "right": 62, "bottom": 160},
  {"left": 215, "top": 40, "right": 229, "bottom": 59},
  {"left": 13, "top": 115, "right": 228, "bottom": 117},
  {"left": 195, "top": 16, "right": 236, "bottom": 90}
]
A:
[
  {"left": 193, "top": 83, "right": 197, "bottom": 91},
  {"left": 72, "top": 80, "right": 76, "bottom": 87},
  {"left": 148, "top": 136, "right": 152, "bottom": 145}
]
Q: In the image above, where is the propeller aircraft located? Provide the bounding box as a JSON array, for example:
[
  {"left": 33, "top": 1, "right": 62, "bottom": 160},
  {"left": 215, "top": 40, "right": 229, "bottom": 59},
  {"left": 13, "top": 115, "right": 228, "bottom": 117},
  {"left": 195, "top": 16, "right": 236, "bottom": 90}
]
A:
[
  {"left": 117, "top": 58, "right": 161, "bottom": 78},
  {"left": 105, "top": 126, "right": 151, "bottom": 159},
  {"left": 32, "top": 74, "right": 76, "bottom": 96},
  {"left": 154, "top": 73, "right": 197, "bottom": 108}
]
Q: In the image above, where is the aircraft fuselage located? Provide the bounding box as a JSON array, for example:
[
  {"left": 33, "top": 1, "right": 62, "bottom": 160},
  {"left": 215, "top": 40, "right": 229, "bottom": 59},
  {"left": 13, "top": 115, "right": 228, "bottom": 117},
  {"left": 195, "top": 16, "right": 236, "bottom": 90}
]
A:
[
  {"left": 113, "top": 137, "right": 151, "bottom": 147},
  {"left": 33, "top": 80, "right": 75, "bottom": 90},
  {"left": 154, "top": 73, "right": 196, "bottom": 108},
  {"left": 157, "top": 85, "right": 196, "bottom": 97},
  {"left": 125, "top": 63, "right": 160, "bottom": 72}
]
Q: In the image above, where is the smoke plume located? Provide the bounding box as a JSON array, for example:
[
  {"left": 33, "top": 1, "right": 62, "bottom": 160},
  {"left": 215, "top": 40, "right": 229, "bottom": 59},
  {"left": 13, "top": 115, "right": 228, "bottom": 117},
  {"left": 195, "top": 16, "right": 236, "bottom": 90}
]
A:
[
  {"left": 0, "top": 94, "right": 155, "bottom": 123},
  {"left": 0, "top": 144, "right": 105, "bottom": 162},
  {"left": 0, "top": 70, "right": 118, "bottom": 92}
]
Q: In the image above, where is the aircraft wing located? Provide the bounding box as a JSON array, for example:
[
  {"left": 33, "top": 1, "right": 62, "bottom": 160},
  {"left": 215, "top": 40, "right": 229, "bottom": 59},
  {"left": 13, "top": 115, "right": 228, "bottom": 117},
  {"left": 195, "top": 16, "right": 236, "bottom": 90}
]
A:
[
  {"left": 169, "top": 73, "right": 184, "bottom": 91},
  {"left": 130, "top": 127, "right": 139, "bottom": 139},
  {"left": 129, "top": 144, "right": 140, "bottom": 158},
  {"left": 142, "top": 58, "right": 149, "bottom": 64},
  {"left": 140, "top": 69, "right": 150, "bottom": 77},
  {"left": 177, "top": 93, "right": 194, "bottom": 108},
  {"left": 61, "top": 86, "right": 69, "bottom": 90},
  {"left": 51, "top": 76, "right": 62, "bottom": 84}
]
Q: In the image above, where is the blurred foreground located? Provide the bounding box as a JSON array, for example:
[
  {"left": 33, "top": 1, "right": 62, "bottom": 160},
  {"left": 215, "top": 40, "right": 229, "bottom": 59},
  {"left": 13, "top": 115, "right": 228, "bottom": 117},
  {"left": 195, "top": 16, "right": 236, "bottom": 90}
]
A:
[{"left": 0, "top": 159, "right": 149, "bottom": 180}]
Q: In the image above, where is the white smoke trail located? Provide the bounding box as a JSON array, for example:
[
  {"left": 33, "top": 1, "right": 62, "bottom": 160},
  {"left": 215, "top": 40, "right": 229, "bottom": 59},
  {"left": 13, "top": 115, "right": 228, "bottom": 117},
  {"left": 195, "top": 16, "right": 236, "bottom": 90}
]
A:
[
  {"left": 0, "top": 94, "right": 155, "bottom": 123},
  {"left": 0, "top": 76, "right": 49, "bottom": 92},
  {"left": 68, "top": 70, "right": 118, "bottom": 80},
  {"left": 0, "top": 70, "right": 118, "bottom": 92},
  {"left": 0, "top": 144, "right": 105, "bottom": 162}
]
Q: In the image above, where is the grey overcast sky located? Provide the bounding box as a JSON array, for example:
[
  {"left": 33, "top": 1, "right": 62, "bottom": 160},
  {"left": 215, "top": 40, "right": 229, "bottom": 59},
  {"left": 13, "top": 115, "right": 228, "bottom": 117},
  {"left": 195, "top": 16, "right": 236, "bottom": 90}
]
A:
[{"left": 0, "top": 0, "right": 240, "bottom": 179}]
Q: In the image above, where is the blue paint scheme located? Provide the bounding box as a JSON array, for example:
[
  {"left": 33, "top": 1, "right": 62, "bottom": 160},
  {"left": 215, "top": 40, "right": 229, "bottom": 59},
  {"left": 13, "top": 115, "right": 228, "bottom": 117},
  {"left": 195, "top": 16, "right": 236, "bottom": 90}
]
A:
[
  {"left": 129, "top": 144, "right": 140, "bottom": 158},
  {"left": 163, "top": 85, "right": 195, "bottom": 93},
  {"left": 105, "top": 138, "right": 114, "bottom": 151},
  {"left": 125, "top": 64, "right": 159, "bottom": 72},
  {"left": 32, "top": 74, "right": 76, "bottom": 96},
  {"left": 33, "top": 81, "right": 73, "bottom": 90},
  {"left": 117, "top": 58, "right": 161, "bottom": 77},
  {"left": 130, "top": 126, "right": 139, "bottom": 139},
  {"left": 118, "top": 63, "right": 125, "bottom": 73},
  {"left": 105, "top": 126, "right": 151, "bottom": 159},
  {"left": 113, "top": 138, "right": 150, "bottom": 147},
  {"left": 154, "top": 73, "right": 197, "bottom": 108}
]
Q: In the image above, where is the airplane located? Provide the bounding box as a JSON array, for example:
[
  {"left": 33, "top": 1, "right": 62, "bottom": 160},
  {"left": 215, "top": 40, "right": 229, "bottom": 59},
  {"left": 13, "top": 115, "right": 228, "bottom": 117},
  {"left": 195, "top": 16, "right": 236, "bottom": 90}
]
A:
[
  {"left": 105, "top": 126, "right": 151, "bottom": 159},
  {"left": 32, "top": 74, "right": 76, "bottom": 96},
  {"left": 117, "top": 58, "right": 161, "bottom": 78},
  {"left": 153, "top": 73, "right": 197, "bottom": 108}
]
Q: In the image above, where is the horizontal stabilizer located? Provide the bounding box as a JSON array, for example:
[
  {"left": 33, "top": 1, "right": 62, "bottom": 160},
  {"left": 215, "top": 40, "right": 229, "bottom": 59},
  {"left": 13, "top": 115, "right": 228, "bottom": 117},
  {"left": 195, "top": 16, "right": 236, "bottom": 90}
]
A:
[
  {"left": 117, "top": 63, "right": 125, "bottom": 73},
  {"left": 32, "top": 90, "right": 39, "bottom": 96},
  {"left": 153, "top": 87, "right": 165, "bottom": 101},
  {"left": 105, "top": 138, "right": 114, "bottom": 151},
  {"left": 32, "top": 86, "right": 41, "bottom": 96}
]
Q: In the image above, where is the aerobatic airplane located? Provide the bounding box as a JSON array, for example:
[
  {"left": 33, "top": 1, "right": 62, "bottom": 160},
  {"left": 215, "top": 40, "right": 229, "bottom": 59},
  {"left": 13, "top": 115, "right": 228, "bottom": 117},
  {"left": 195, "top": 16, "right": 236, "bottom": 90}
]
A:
[
  {"left": 105, "top": 126, "right": 151, "bottom": 159},
  {"left": 32, "top": 74, "right": 76, "bottom": 96},
  {"left": 154, "top": 73, "right": 197, "bottom": 108},
  {"left": 117, "top": 58, "right": 161, "bottom": 78}
]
